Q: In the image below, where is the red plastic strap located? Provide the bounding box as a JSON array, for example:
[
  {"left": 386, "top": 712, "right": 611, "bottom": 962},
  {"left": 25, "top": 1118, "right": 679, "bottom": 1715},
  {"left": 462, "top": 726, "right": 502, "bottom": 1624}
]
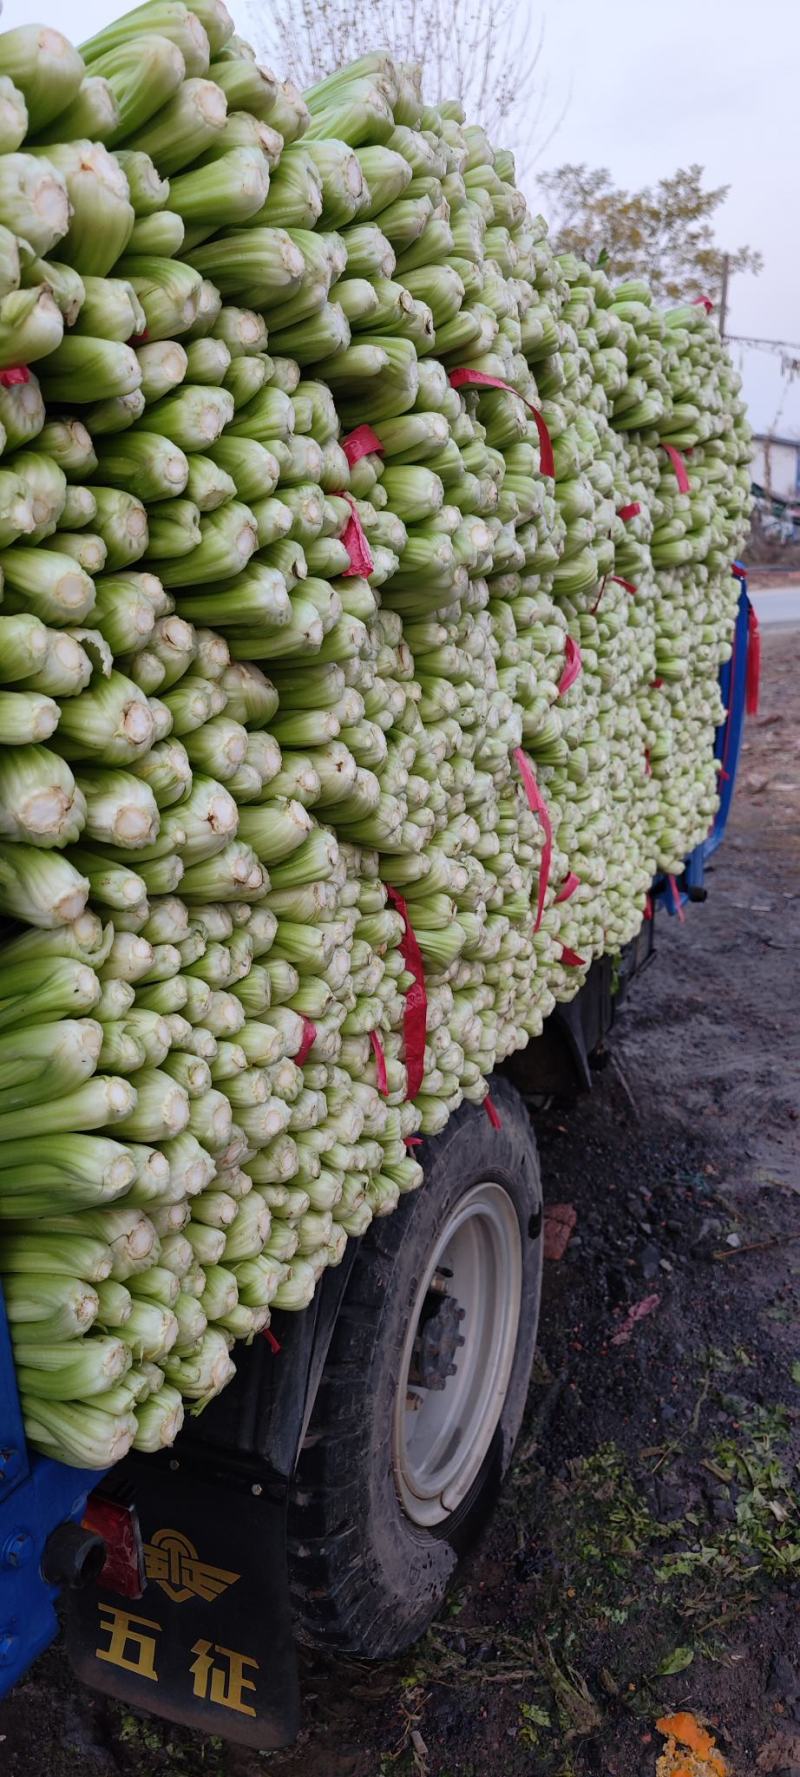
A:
[
  {"left": 296, "top": 1016, "right": 317, "bottom": 1066},
  {"left": 0, "top": 366, "right": 30, "bottom": 387},
  {"left": 513, "top": 748, "right": 552, "bottom": 932},
  {"left": 262, "top": 1327, "right": 281, "bottom": 1354},
  {"left": 484, "top": 1094, "right": 502, "bottom": 1129},
  {"left": 341, "top": 423, "right": 384, "bottom": 466},
  {"left": 668, "top": 875, "right": 686, "bottom": 923},
  {"left": 610, "top": 575, "right": 637, "bottom": 594},
  {"left": 448, "top": 367, "right": 555, "bottom": 478},
  {"left": 650, "top": 677, "right": 664, "bottom": 689},
  {"left": 560, "top": 946, "right": 587, "bottom": 967},
  {"left": 644, "top": 746, "right": 652, "bottom": 777},
  {"left": 385, "top": 887, "right": 428, "bottom": 1100},
  {"left": 731, "top": 561, "right": 746, "bottom": 581},
  {"left": 555, "top": 872, "right": 581, "bottom": 904},
  {"left": 644, "top": 892, "right": 654, "bottom": 922},
  {"left": 337, "top": 491, "right": 374, "bottom": 578},
  {"left": 127, "top": 329, "right": 149, "bottom": 346},
  {"left": 693, "top": 294, "right": 714, "bottom": 313},
  {"left": 746, "top": 603, "right": 760, "bottom": 716},
  {"left": 618, "top": 501, "right": 641, "bottom": 521},
  {"left": 660, "top": 443, "right": 691, "bottom": 492},
  {"left": 404, "top": 1134, "right": 423, "bottom": 1148},
  {"left": 369, "top": 1028, "right": 389, "bottom": 1096},
  {"left": 557, "top": 635, "right": 582, "bottom": 696}
]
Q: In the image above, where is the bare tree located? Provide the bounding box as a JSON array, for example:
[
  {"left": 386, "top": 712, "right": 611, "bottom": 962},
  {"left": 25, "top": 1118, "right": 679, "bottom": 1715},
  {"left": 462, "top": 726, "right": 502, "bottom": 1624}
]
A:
[
  {"left": 238, "top": 0, "right": 563, "bottom": 159},
  {"left": 538, "top": 162, "right": 762, "bottom": 303}
]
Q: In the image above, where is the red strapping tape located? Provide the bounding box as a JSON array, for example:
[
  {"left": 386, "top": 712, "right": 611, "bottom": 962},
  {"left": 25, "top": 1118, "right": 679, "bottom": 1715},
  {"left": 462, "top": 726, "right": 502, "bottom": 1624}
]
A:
[
  {"left": 0, "top": 366, "right": 30, "bottom": 387},
  {"left": 650, "top": 677, "right": 665, "bottom": 689},
  {"left": 449, "top": 367, "right": 555, "bottom": 479},
  {"left": 513, "top": 748, "right": 552, "bottom": 932},
  {"left": 262, "top": 1327, "right": 281, "bottom": 1353},
  {"left": 127, "top": 330, "right": 150, "bottom": 346},
  {"left": 746, "top": 603, "right": 760, "bottom": 717},
  {"left": 668, "top": 875, "right": 686, "bottom": 923},
  {"left": 336, "top": 490, "right": 374, "bottom": 578},
  {"left": 644, "top": 892, "right": 654, "bottom": 922},
  {"left": 484, "top": 1095, "right": 502, "bottom": 1129},
  {"left": 693, "top": 294, "right": 714, "bottom": 313},
  {"left": 296, "top": 1016, "right": 317, "bottom": 1065},
  {"left": 404, "top": 1135, "right": 423, "bottom": 1148},
  {"left": 731, "top": 561, "right": 746, "bottom": 581},
  {"left": 555, "top": 872, "right": 581, "bottom": 904},
  {"left": 342, "top": 423, "right": 383, "bottom": 466},
  {"left": 560, "top": 946, "right": 586, "bottom": 967},
  {"left": 369, "top": 1029, "right": 389, "bottom": 1096},
  {"left": 644, "top": 746, "right": 652, "bottom": 777},
  {"left": 385, "top": 887, "right": 428, "bottom": 1100},
  {"left": 610, "top": 575, "right": 637, "bottom": 594},
  {"left": 660, "top": 443, "right": 691, "bottom": 493},
  {"left": 618, "top": 502, "right": 641, "bottom": 522},
  {"left": 557, "top": 635, "right": 582, "bottom": 696}
]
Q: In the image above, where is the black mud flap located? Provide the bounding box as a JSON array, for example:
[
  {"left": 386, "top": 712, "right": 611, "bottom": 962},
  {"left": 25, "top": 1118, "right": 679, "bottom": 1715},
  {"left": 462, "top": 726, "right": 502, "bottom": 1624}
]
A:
[{"left": 64, "top": 1449, "right": 299, "bottom": 1750}]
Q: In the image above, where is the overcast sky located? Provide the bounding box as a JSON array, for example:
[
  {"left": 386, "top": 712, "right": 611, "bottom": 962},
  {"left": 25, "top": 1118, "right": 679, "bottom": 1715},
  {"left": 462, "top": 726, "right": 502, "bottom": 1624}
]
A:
[{"left": 6, "top": 0, "right": 800, "bottom": 439}]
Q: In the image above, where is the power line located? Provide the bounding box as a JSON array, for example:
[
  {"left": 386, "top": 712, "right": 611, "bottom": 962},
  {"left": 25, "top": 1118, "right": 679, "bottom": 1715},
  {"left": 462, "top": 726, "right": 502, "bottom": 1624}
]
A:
[{"left": 726, "top": 333, "right": 800, "bottom": 353}]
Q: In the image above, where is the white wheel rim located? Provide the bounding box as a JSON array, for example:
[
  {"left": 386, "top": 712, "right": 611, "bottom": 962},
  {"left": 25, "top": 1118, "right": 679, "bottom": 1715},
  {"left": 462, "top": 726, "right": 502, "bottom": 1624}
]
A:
[{"left": 392, "top": 1181, "right": 523, "bottom": 1529}]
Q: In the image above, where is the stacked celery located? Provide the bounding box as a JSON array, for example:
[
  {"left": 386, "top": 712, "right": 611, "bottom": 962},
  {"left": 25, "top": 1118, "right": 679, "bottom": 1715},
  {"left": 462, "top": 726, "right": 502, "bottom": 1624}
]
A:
[{"left": 0, "top": 11, "right": 751, "bottom": 1467}]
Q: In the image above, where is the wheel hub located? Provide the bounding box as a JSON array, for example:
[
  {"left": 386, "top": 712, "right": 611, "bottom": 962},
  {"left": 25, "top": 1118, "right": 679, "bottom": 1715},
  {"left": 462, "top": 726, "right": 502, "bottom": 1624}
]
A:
[{"left": 408, "top": 1284, "right": 466, "bottom": 1392}]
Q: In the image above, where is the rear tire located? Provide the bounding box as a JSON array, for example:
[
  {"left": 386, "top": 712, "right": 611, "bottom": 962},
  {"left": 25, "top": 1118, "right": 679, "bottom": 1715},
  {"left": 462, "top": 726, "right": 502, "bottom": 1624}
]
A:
[{"left": 287, "top": 1077, "right": 543, "bottom": 1657}]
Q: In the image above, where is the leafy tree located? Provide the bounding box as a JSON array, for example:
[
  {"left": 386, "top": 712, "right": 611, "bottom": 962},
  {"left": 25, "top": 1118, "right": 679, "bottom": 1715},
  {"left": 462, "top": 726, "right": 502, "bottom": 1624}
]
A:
[
  {"left": 238, "top": 0, "right": 560, "bottom": 155},
  {"left": 537, "top": 162, "right": 762, "bottom": 302}
]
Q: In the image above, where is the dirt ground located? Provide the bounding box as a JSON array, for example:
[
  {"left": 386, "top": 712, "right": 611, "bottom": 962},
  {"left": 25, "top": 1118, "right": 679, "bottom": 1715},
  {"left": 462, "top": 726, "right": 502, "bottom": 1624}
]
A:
[{"left": 2, "top": 631, "right": 799, "bottom": 1777}]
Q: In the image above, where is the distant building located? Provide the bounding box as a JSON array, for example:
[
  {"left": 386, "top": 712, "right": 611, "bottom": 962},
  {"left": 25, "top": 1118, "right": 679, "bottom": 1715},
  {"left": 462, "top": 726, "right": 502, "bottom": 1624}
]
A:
[{"left": 751, "top": 433, "right": 800, "bottom": 505}]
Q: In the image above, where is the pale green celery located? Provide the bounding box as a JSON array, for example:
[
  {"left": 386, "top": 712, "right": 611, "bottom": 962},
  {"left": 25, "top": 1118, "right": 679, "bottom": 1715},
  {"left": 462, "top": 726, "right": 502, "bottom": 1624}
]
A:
[
  {"left": 83, "top": 390, "right": 146, "bottom": 434},
  {"left": 60, "top": 486, "right": 97, "bottom": 529},
  {"left": 80, "top": 34, "right": 188, "bottom": 144},
  {"left": 0, "top": 745, "right": 84, "bottom": 848},
  {"left": 0, "top": 286, "right": 64, "bottom": 368},
  {"left": 134, "top": 1383, "right": 184, "bottom": 1450},
  {"left": 0, "top": 1017, "right": 103, "bottom": 1117},
  {"left": 184, "top": 226, "right": 305, "bottom": 307},
  {"left": 155, "top": 500, "right": 258, "bottom": 586},
  {"left": 221, "top": 353, "right": 270, "bottom": 408},
  {"left": 163, "top": 1325, "right": 235, "bottom": 1399},
  {"left": 0, "top": 371, "right": 46, "bottom": 451},
  {"left": 0, "top": 75, "right": 27, "bottom": 153},
  {"left": 220, "top": 660, "right": 278, "bottom": 727},
  {"left": 115, "top": 254, "right": 203, "bottom": 339},
  {"left": 185, "top": 453, "right": 236, "bottom": 511},
  {"left": 168, "top": 148, "right": 269, "bottom": 233},
  {"left": 0, "top": 151, "right": 70, "bottom": 257},
  {"left": 95, "top": 1279, "right": 133, "bottom": 1327},
  {"left": 22, "top": 1396, "right": 137, "bottom": 1467},
  {"left": 113, "top": 148, "right": 170, "bottom": 216},
  {"left": 91, "top": 574, "right": 157, "bottom": 655},
  {"left": 180, "top": 841, "right": 266, "bottom": 903},
  {"left": 55, "top": 672, "right": 155, "bottom": 765},
  {"left": 210, "top": 304, "right": 268, "bottom": 356},
  {"left": 183, "top": 336, "right": 230, "bottom": 385},
  {"left": 253, "top": 145, "right": 322, "bottom": 231},
  {"left": 128, "top": 209, "right": 185, "bottom": 255},
  {"left": 208, "top": 435, "right": 280, "bottom": 501},
  {"left": 3, "top": 451, "right": 66, "bottom": 543},
  {"left": 147, "top": 497, "right": 202, "bottom": 559},
  {"left": 132, "top": 735, "right": 194, "bottom": 806}
]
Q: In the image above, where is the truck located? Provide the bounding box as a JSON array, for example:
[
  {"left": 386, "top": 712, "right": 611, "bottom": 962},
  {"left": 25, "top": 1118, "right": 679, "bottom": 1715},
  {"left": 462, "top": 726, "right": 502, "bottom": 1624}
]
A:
[{"left": 0, "top": 573, "right": 758, "bottom": 1752}]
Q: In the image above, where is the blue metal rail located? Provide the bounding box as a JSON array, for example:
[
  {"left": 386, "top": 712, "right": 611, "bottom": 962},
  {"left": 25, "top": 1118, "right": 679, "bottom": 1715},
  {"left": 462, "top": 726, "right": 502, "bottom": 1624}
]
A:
[{"left": 0, "top": 1280, "right": 106, "bottom": 1693}]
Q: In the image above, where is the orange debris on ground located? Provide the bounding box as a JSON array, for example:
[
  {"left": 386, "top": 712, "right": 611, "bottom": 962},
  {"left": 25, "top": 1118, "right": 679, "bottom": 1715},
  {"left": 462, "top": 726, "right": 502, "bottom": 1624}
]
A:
[{"left": 655, "top": 1712, "right": 728, "bottom": 1777}]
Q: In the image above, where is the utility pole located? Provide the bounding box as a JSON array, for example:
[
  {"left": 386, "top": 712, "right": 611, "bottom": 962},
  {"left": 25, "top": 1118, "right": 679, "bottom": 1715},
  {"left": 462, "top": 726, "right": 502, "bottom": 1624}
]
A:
[{"left": 719, "top": 253, "right": 730, "bottom": 340}]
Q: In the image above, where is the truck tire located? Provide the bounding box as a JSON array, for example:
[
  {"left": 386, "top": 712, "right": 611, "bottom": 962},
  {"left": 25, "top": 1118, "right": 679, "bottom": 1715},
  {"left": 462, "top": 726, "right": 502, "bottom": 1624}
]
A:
[{"left": 287, "top": 1076, "right": 543, "bottom": 1657}]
